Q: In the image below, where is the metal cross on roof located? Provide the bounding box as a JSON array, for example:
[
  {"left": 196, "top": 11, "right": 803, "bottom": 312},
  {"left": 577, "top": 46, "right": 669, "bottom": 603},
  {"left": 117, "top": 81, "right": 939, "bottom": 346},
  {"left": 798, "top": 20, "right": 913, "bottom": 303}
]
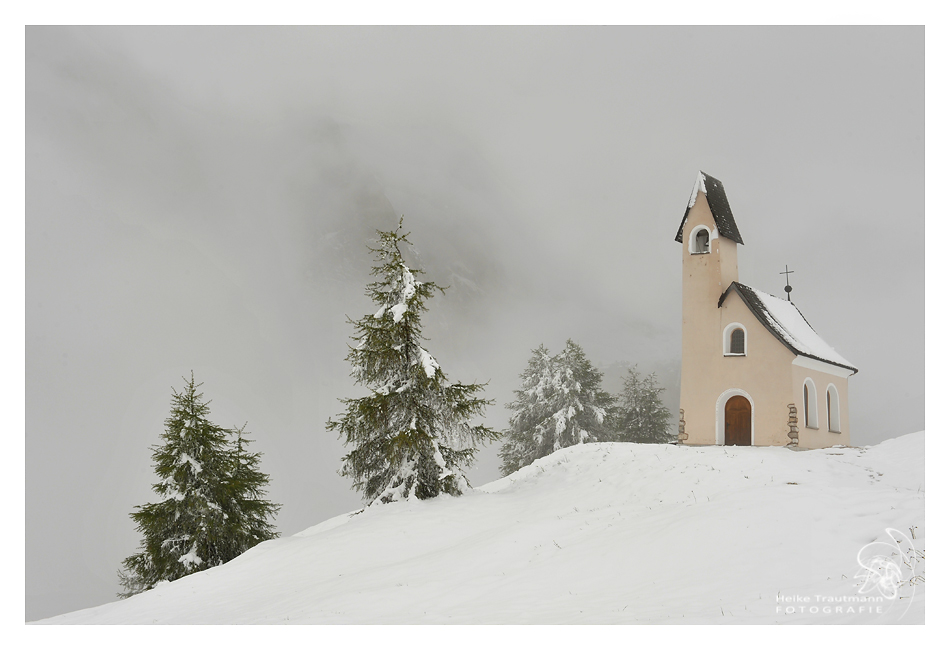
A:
[{"left": 780, "top": 265, "right": 794, "bottom": 301}]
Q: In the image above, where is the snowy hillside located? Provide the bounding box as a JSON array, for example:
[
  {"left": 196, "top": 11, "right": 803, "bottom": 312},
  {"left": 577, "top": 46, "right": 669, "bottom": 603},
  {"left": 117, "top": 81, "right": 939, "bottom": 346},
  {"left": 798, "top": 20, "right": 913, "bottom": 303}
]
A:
[{"left": 37, "top": 433, "right": 925, "bottom": 624}]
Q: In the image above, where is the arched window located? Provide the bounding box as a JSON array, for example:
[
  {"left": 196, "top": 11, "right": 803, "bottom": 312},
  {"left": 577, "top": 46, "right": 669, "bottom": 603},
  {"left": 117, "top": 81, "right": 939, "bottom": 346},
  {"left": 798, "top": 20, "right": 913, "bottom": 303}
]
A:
[
  {"left": 689, "top": 226, "right": 711, "bottom": 254},
  {"left": 723, "top": 323, "right": 747, "bottom": 356},
  {"left": 695, "top": 229, "right": 709, "bottom": 252},
  {"left": 730, "top": 328, "right": 745, "bottom": 354},
  {"left": 803, "top": 378, "right": 818, "bottom": 429},
  {"left": 827, "top": 384, "right": 840, "bottom": 433}
]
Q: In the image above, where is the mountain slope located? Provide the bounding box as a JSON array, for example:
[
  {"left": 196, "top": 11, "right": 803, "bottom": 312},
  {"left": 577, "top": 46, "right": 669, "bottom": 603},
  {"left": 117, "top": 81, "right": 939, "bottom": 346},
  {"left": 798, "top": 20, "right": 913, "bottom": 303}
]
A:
[{"left": 38, "top": 433, "right": 925, "bottom": 624}]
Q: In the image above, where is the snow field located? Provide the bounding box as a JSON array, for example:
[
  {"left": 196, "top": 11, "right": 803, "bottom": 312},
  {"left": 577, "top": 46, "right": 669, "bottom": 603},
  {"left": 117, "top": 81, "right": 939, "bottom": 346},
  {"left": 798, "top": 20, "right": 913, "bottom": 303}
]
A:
[{"left": 38, "top": 433, "right": 924, "bottom": 624}]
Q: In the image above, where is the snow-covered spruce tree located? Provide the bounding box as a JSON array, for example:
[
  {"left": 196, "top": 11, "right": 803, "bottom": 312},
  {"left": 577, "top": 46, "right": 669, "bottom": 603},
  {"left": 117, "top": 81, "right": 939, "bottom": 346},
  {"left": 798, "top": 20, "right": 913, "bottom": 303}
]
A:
[
  {"left": 607, "top": 367, "right": 674, "bottom": 444},
  {"left": 498, "top": 339, "right": 613, "bottom": 476},
  {"left": 327, "top": 220, "right": 499, "bottom": 505},
  {"left": 118, "top": 375, "right": 280, "bottom": 598}
]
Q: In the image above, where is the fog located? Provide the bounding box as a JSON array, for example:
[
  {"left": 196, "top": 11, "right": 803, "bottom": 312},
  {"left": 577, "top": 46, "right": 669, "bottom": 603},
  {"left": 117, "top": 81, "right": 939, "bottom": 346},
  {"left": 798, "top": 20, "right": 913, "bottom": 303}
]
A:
[{"left": 26, "top": 26, "right": 923, "bottom": 621}]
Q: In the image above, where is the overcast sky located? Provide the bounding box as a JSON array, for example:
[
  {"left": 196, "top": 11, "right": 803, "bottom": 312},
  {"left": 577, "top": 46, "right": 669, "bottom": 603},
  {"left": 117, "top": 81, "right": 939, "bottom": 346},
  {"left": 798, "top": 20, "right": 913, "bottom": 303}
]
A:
[{"left": 25, "top": 26, "right": 923, "bottom": 621}]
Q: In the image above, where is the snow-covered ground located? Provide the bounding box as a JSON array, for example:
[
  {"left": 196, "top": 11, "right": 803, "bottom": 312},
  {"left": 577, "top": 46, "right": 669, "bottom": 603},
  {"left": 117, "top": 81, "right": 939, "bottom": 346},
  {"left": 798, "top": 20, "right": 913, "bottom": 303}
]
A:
[{"left": 36, "top": 433, "right": 924, "bottom": 624}]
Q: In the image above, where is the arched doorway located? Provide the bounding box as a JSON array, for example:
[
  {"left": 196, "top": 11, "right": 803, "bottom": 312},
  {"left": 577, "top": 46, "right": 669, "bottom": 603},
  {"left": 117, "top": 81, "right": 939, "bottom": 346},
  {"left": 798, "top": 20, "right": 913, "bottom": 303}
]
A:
[{"left": 724, "top": 395, "right": 752, "bottom": 446}]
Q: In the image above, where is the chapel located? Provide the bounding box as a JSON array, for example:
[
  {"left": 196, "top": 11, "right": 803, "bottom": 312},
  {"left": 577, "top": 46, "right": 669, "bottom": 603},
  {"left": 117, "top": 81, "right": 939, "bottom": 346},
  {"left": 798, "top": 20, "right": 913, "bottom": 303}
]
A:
[{"left": 675, "top": 171, "right": 857, "bottom": 448}]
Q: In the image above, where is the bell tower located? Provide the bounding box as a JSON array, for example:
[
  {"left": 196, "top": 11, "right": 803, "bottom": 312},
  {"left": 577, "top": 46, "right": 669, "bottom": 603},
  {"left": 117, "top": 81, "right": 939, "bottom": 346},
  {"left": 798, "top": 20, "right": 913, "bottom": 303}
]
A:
[{"left": 675, "top": 171, "right": 743, "bottom": 443}]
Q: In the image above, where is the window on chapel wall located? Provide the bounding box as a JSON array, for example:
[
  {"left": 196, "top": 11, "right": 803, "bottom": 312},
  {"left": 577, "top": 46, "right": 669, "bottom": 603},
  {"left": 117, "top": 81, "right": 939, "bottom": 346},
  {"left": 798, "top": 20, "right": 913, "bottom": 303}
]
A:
[
  {"left": 827, "top": 384, "right": 841, "bottom": 433},
  {"left": 803, "top": 378, "right": 818, "bottom": 429},
  {"left": 689, "top": 226, "right": 711, "bottom": 254},
  {"left": 730, "top": 328, "right": 745, "bottom": 354},
  {"left": 723, "top": 324, "right": 746, "bottom": 356}
]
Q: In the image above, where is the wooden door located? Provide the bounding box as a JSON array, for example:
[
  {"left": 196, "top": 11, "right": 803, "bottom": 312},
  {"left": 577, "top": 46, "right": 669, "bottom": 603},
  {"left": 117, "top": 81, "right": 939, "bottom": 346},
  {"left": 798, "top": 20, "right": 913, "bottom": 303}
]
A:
[{"left": 724, "top": 395, "right": 752, "bottom": 446}]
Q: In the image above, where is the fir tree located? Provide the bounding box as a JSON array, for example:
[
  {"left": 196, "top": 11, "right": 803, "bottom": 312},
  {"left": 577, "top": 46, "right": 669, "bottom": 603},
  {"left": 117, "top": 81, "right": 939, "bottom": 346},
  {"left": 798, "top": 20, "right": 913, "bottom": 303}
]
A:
[
  {"left": 118, "top": 375, "right": 280, "bottom": 598},
  {"left": 327, "top": 219, "right": 499, "bottom": 505},
  {"left": 498, "top": 339, "right": 613, "bottom": 476},
  {"left": 607, "top": 367, "right": 674, "bottom": 444},
  {"left": 221, "top": 426, "right": 281, "bottom": 559}
]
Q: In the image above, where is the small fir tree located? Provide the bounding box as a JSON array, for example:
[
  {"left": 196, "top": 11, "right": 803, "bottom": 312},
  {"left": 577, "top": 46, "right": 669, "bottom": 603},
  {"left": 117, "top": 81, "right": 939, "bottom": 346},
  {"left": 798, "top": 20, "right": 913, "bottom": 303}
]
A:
[
  {"left": 221, "top": 426, "right": 281, "bottom": 558},
  {"left": 327, "top": 219, "right": 499, "bottom": 505},
  {"left": 118, "top": 375, "right": 280, "bottom": 598},
  {"left": 498, "top": 339, "right": 613, "bottom": 476},
  {"left": 607, "top": 367, "right": 674, "bottom": 444}
]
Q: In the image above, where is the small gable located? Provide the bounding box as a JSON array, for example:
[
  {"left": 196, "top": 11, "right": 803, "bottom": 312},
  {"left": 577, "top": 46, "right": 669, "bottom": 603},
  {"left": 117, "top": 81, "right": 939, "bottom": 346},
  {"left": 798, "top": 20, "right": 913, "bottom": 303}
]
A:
[
  {"left": 674, "top": 171, "right": 744, "bottom": 245},
  {"left": 720, "top": 282, "right": 857, "bottom": 374}
]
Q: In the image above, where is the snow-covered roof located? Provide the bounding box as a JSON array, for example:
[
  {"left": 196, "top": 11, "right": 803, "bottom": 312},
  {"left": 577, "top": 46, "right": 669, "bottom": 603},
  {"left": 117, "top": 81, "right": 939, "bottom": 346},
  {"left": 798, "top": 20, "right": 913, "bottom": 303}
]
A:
[
  {"left": 674, "top": 171, "right": 744, "bottom": 245},
  {"left": 722, "top": 282, "right": 858, "bottom": 374}
]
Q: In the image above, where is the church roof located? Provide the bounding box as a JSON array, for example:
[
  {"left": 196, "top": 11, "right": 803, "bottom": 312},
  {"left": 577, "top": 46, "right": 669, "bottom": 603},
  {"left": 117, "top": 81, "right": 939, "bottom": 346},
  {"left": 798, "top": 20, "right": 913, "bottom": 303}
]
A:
[
  {"left": 719, "top": 282, "right": 858, "bottom": 374},
  {"left": 674, "top": 171, "right": 744, "bottom": 245}
]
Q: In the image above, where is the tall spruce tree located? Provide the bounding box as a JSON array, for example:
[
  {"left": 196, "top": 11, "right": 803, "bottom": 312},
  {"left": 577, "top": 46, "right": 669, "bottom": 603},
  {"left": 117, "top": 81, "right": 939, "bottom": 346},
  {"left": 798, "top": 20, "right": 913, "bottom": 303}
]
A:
[
  {"left": 498, "top": 339, "right": 613, "bottom": 476},
  {"left": 607, "top": 367, "right": 674, "bottom": 444},
  {"left": 118, "top": 375, "right": 280, "bottom": 598},
  {"left": 327, "top": 220, "right": 499, "bottom": 505}
]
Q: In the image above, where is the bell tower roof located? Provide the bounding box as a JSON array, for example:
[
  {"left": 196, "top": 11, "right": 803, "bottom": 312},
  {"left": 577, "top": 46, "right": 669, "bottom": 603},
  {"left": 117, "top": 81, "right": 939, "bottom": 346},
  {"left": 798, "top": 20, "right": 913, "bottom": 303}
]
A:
[{"left": 674, "top": 171, "right": 744, "bottom": 245}]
